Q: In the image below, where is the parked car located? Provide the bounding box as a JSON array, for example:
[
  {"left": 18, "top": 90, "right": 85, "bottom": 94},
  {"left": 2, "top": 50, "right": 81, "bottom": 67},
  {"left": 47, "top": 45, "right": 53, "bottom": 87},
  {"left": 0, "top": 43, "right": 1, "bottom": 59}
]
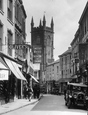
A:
[{"left": 64, "top": 82, "right": 88, "bottom": 110}]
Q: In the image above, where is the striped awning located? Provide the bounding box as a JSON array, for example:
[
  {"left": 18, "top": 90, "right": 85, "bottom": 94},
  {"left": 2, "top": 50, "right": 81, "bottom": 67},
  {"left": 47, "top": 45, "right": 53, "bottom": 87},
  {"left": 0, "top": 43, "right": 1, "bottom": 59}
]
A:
[{"left": 4, "top": 58, "right": 26, "bottom": 81}]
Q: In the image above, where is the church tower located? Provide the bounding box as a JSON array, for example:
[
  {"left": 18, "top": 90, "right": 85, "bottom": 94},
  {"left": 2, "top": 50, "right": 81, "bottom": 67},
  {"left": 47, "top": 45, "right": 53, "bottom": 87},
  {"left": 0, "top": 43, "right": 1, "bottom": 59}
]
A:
[{"left": 31, "top": 15, "right": 54, "bottom": 83}]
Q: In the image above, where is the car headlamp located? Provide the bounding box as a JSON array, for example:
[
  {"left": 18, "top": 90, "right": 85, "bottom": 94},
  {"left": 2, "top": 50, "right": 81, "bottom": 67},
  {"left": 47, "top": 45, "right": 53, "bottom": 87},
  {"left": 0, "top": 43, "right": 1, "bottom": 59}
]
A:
[
  {"left": 69, "top": 95, "right": 72, "bottom": 98},
  {"left": 74, "top": 94, "right": 77, "bottom": 98},
  {"left": 86, "top": 96, "right": 88, "bottom": 100}
]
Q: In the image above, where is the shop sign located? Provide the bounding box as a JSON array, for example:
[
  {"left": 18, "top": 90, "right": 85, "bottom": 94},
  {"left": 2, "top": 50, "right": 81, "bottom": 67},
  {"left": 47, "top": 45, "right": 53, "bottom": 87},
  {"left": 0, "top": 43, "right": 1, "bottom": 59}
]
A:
[
  {"left": 0, "top": 70, "right": 9, "bottom": 80},
  {"left": 33, "top": 46, "right": 42, "bottom": 63}
]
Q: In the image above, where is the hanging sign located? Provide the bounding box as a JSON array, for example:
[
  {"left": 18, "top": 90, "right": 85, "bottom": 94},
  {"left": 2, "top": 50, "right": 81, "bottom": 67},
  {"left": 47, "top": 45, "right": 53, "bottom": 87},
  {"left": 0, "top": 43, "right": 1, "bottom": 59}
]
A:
[
  {"left": 0, "top": 70, "right": 9, "bottom": 80},
  {"left": 33, "top": 46, "right": 42, "bottom": 63}
]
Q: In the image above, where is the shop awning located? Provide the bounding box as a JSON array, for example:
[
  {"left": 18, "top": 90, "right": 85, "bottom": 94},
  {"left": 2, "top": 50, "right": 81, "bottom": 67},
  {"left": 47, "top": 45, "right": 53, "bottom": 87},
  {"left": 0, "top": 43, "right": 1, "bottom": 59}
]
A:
[
  {"left": 30, "top": 74, "right": 39, "bottom": 83},
  {"left": 11, "top": 61, "right": 26, "bottom": 81},
  {"left": 57, "top": 77, "right": 73, "bottom": 83},
  {"left": 71, "top": 75, "right": 77, "bottom": 79},
  {"left": 4, "top": 58, "right": 26, "bottom": 81},
  {"left": 17, "top": 63, "right": 22, "bottom": 68},
  {"left": 0, "top": 57, "right": 8, "bottom": 70}
]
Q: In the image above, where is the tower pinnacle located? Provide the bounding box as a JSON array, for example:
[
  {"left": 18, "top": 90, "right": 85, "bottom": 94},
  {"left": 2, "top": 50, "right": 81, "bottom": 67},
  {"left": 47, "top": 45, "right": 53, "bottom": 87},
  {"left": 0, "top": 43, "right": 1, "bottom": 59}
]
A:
[
  {"left": 43, "top": 15, "right": 46, "bottom": 27},
  {"left": 39, "top": 19, "right": 42, "bottom": 27},
  {"left": 51, "top": 17, "right": 54, "bottom": 30},
  {"left": 31, "top": 16, "right": 34, "bottom": 27}
]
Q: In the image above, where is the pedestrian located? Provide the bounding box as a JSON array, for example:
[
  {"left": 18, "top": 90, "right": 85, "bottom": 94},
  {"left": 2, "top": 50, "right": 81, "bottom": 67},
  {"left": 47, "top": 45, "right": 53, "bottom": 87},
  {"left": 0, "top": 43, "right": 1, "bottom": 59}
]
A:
[
  {"left": 64, "top": 85, "right": 67, "bottom": 100},
  {"left": 33, "top": 85, "right": 37, "bottom": 99},
  {"left": 28, "top": 86, "right": 33, "bottom": 101},
  {"left": 23, "top": 84, "right": 28, "bottom": 99},
  {"left": 36, "top": 85, "right": 40, "bottom": 99}
]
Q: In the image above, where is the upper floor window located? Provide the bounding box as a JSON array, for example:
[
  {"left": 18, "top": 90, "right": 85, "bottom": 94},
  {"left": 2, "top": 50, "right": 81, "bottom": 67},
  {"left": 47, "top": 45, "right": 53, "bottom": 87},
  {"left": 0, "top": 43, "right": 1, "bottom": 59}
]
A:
[
  {"left": 70, "top": 55, "right": 71, "bottom": 60},
  {"left": 0, "top": 0, "right": 3, "bottom": 11},
  {"left": 48, "top": 50, "right": 50, "bottom": 56},
  {"left": 62, "top": 70, "right": 63, "bottom": 76},
  {"left": 84, "top": 20, "right": 87, "bottom": 35},
  {"left": 62, "top": 58, "right": 63, "bottom": 62},
  {"left": 15, "top": 2, "right": 22, "bottom": 25},
  {"left": 57, "top": 66, "right": 58, "bottom": 73},
  {"left": 70, "top": 69, "right": 71, "bottom": 74},
  {"left": 0, "top": 24, "right": 3, "bottom": 51},
  {"left": 65, "top": 56, "right": 67, "bottom": 64},
  {"left": 52, "top": 65, "right": 54, "bottom": 71},
  {"left": 7, "top": 0, "right": 13, "bottom": 21},
  {"left": 8, "top": 30, "right": 13, "bottom": 56}
]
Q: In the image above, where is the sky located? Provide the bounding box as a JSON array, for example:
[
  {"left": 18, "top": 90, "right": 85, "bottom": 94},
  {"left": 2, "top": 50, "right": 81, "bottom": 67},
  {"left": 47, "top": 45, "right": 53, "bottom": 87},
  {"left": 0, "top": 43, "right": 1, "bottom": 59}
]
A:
[{"left": 23, "top": 0, "right": 88, "bottom": 61}]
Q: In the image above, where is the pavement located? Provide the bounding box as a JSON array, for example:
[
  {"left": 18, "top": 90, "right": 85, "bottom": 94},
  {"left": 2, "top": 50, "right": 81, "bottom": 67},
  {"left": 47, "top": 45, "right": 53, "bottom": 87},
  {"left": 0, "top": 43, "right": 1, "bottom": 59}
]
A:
[{"left": 0, "top": 94, "right": 43, "bottom": 115}]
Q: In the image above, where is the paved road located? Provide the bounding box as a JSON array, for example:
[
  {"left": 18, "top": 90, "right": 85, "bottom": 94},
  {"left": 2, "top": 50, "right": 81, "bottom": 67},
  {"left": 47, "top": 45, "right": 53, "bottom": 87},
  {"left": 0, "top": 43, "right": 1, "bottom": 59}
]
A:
[
  {"left": 32, "top": 94, "right": 87, "bottom": 112},
  {"left": 3, "top": 94, "right": 87, "bottom": 115}
]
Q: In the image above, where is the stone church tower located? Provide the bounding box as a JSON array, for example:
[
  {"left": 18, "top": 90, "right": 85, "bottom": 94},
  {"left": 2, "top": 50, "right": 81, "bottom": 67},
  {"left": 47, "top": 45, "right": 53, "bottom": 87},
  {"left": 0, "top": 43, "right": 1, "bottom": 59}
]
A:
[{"left": 31, "top": 15, "right": 54, "bottom": 83}]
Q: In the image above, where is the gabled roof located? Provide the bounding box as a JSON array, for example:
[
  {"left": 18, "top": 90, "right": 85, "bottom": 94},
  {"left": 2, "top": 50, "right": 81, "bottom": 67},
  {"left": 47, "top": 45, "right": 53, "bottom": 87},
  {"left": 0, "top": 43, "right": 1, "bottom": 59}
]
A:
[
  {"left": 47, "top": 59, "right": 59, "bottom": 66},
  {"left": 59, "top": 48, "right": 72, "bottom": 57}
]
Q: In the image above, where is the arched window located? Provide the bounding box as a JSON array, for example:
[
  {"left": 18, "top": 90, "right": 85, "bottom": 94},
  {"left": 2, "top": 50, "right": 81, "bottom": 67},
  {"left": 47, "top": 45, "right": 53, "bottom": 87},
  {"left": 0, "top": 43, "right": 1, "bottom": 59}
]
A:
[{"left": 47, "top": 35, "right": 51, "bottom": 46}]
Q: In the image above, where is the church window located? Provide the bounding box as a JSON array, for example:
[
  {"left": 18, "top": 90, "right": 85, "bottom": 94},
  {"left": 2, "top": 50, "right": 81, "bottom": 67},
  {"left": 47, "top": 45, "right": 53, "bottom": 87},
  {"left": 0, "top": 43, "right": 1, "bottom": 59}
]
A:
[{"left": 47, "top": 35, "right": 51, "bottom": 46}]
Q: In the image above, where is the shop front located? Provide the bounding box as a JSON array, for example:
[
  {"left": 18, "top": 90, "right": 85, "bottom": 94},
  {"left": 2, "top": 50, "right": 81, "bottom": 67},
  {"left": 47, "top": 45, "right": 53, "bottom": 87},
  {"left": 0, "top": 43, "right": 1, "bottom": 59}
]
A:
[
  {"left": 0, "top": 52, "right": 26, "bottom": 104},
  {"left": 57, "top": 77, "right": 75, "bottom": 94}
]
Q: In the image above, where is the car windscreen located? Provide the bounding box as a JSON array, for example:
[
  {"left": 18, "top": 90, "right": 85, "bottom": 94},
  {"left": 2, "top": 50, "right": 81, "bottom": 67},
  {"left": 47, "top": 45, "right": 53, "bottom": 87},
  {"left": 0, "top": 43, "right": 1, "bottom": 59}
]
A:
[{"left": 72, "top": 86, "right": 87, "bottom": 93}]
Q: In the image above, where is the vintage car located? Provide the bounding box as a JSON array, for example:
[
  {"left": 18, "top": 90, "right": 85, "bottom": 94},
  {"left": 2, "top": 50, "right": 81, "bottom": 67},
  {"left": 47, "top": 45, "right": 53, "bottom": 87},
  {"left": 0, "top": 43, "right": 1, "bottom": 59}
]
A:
[{"left": 64, "top": 82, "right": 88, "bottom": 109}]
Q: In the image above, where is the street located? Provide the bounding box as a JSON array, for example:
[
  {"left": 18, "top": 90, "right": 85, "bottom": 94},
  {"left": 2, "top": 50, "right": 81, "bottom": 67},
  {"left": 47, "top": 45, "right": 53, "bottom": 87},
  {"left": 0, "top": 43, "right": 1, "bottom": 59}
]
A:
[{"left": 2, "top": 94, "right": 87, "bottom": 115}]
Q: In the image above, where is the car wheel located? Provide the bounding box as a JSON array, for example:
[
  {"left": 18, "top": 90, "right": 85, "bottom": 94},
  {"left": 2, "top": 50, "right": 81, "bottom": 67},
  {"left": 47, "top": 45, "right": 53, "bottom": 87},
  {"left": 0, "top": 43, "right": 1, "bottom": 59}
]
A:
[{"left": 67, "top": 99, "right": 71, "bottom": 108}]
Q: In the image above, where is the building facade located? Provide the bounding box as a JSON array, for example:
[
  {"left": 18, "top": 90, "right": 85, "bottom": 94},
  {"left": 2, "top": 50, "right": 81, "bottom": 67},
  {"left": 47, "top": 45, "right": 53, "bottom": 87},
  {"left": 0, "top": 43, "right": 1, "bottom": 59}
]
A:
[
  {"left": 46, "top": 59, "right": 61, "bottom": 93},
  {"left": 0, "top": 0, "right": 27, "bottom": 104},
  {"left": 70, "top": 28, "right": 80, "bottom": 83},
  {"left": 78, "top": 1, "right": 88, "bottom": 85},
  {"left": 70, "top": 1, "right": 88, "bottom": 85},
  {"left": 59, "top": 47, "right": 72, "bottom": 93},
  {"left": 15, "top": 0, "right": 27, "bottom": 60},
  {"left": 0, "top": 0, "right": 15, "bottom": 55}
]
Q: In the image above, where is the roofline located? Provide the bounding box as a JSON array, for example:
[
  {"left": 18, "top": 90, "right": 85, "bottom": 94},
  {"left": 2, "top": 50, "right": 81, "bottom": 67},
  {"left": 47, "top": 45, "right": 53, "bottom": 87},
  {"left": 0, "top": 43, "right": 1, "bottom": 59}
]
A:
[
  {"left": 59, "top": 49, "right": 71, "bottom": 57},
  {"left": 21, "top": 5, "right": 27, "bottom": 18},
  {"left": 47, "top": 59, "right": 59, "bottom": 66},
  {"left": 70, "top": 28, "right": 79, "bottom": 46},
  {"left": 79, "top": 1, "right": 88, "bottom": 24}
]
